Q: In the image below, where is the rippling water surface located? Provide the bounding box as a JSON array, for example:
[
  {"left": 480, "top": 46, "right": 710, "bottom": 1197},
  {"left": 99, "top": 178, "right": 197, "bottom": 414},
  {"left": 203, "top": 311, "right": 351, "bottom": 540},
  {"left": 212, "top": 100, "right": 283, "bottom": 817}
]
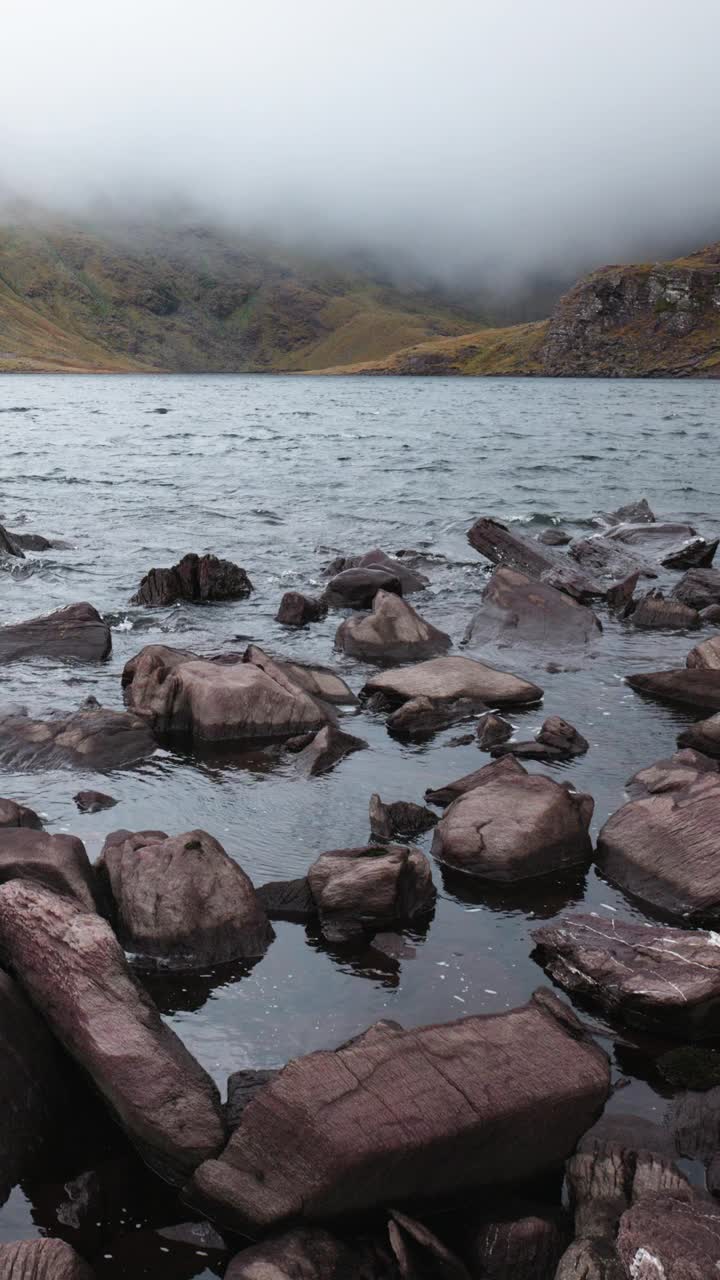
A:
[{"left": 1, "top": 374, "right": 719, "bottom": 1273}]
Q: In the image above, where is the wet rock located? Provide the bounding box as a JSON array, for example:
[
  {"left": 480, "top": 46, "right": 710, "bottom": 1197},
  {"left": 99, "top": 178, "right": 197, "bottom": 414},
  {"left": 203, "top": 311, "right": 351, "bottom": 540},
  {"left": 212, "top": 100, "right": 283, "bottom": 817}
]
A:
[
  {"left": 255, "top": 877, "right": 315, "bottom": 922},
  {"left": 702, "top": 603, "right": 720, "bottom": 624},
  {"left": 243, "top": 645, "right": 357, "bottom": 706},
  {"left": 606, "top": 570, "right": 640, "bottom": 612},
  {"left": 389, "top": 1210, "right": 470, "bottom": 1279},
  {"left": 0, "top": 523, "right": 24, "bottom": 557},
  {"left": 0, "top": 1240, "right": 95, "bottom": 1278},
  {"left": 616, "top": 1192, "right": 720, "bottom": 1279},
  {"left": 131, "top": 552, "right": 253, "bottom": 606},
  {"left": 606, "top": 498, "right": 656, "bottom": 525},
  {"left": 672, "top": 567, "right": 720, "bottom": 610},
  {"left": 687, "top": 632, "right": 720, "bottom": 668},
  {"left": 464, "top": 566, "right": 601, "bottom": 648},
  {"left": 73, "top": 790, "right": 117, "bottom": 814},
  {"left": 323, "top": 567, "right": 403, "bottom": 609},
  {"left": 476, "top": 711, "right": 513, "bottom": 749},
  {"left": 226, "top": 1227, "right": 395, "bottom": 1279},
  {"left": 626, "top": 667, "right": 720, "bottom": 710},
  {"left": 9, "top": 531, "right": 71, "bottom": 551},
  {"left": 678, "top": 712, "right": 720, "bottom": 757},
  {"left": 188, "top": 990, "right": 609, "bottom": 1234},
  {"left": 275, "top": 591, "right": 327, "bottom": 627},
  {"left": 629, "top": 588, "right": 700, "bottom": 629},
  {"left": 425, "top": 754, "right": 526, "bottom": 807},
  {"left": 0, "top": 798, "right": 42, "bottom": 828},
  {"left": 369, "top": 794, "right": 438, "bottom": 840},
  {"left": 0, "top": 602, "right": 111, "bottom": 663},
  {"left": 431, "top": 761, "right": 593, "bottom": 881},
  {"left": 539, "top": 562, "right": 604, "bottom": 604},
  {"left": 307, "top": 843, "right": 436, "bottom": 940},
  {"left": 596, "top": 772, "right": 720, "bottom": 920},
  {"left": 662, "top": 535, "right": 719, "bottom": 569},
  {"left": 336, "top": 591, "right": 451, "bottom": 663},
  {"left": 122, "top": 644, "right": 344, "bottom": 743},
  {"left": 0, "top": 880, "right": 225, "bottom": 1184},
  {"left": 448, "top": 733, "right": 475, "bottom": 746},
  {"left": 363, "top": 655, "right": 543, "bottom": 712},
  {"left": 98, "top": 828, "right": 273, "bottom": 968},
  {"left": 466, "top": 1206, "right": 567, "bottom": 1280},
  {"left": 386, "top": 696, "right": 487, "bottom": 738},
  {"left": 538, "top": 527, "right": 571, "bottom": 545},
  {"left": 294, "top": 724, "right": 368, "bottom": 776},
  {"left": 0, "top": 828, "right": 100, "bottom": 910},
  {"left": 468, "top": 517, "right": 602, "bottom": 601},
  {"left": 0, "top": 703, "right": 156, "bottom": 770},
  {"left": 606, "top": 519, "right": 698, "bottom": 552},
  {"left": 283, "top": 732, "right": 316, "bottom": 753},
  {"left": 226, "top": 1069, "right": 279, "bottom": 1132},
  {"left": 567, "top": 536, "right": 656, "bottom": 582},
  {"left": 533, "top": 913, "right": 720, "bottom": 1037},
  {"left": 357, "top": 547, "right": 429, "bottom": 593},
  {"left": 626, "top": 748, "right": 718, "bottom": 796},
  {"left": 491, "top": 715, "right": 589, "bottom": 762}
]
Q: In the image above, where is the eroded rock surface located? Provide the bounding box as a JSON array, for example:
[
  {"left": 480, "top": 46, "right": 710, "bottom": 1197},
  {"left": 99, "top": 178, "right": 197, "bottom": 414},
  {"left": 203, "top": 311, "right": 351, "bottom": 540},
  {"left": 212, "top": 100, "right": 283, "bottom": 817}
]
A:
[
  {"left": 672, "top": 567, "right": 720, "bottom": 610},
  {"left": 626, "top": 667, "right": 720, "bottom": 710},
  {"left": 678, "top": 712, "right": 720, "bottom": 757},
  {"left": 323, "top": 567, "right": 403, "bottom": 609},
  {"left": 687, "top": 633, "right": 720, "bottom": 668},
  {"left": 629, "top": 589, "right": 699, "bottom": 630}
]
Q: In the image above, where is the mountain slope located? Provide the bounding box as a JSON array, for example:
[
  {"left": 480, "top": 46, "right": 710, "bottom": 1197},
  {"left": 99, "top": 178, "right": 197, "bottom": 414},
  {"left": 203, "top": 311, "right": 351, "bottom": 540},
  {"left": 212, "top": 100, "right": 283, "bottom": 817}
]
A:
[{"left": 0, "top": 217, "right": 486, "bottom": 373}]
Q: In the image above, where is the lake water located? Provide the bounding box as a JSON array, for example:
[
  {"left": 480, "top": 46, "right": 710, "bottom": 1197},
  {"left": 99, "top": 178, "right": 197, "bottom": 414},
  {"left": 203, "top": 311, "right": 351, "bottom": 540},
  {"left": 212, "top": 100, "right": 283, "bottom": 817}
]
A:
[{"left": 0, "top": 374, "right": 719, "bottom": 1274}]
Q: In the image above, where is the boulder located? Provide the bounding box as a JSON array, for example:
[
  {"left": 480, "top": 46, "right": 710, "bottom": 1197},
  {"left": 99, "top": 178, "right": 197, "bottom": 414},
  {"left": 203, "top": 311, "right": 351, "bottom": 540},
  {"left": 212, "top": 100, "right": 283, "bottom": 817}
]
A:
[
  {"left": 0, "top": 1240, "right": 95, "bottom": 1279},
  {"left": 662, "top": 535, "right": 719, "bottom": 570},
  {"left": 243, "top": 645, "right": 357, "bottom": 706},
  {"left": 626, "top": 748, "right": 718, "bottom": 796},
  {"left": 356, "top": 547, "right": 429, "bottom": 593},
  {"left": 678, "top": 712, "right": 720, "bottom": 757},
  {"left": 605, "top": 520, "right": 699, "bottom": 554},
  {"left": 491, "top": 715, "right": 588, "bottom": 762},
  {"left": 533, "top": 913, "right": 720, "bottom": 1037},
  {"left": 467, "top": 517, "right": 602, "bottom": 601},
  {"left": 121, "top": 644, "right": 346, "bottom": 743},
  {"left": 687, "top": 633, "right": 720, "bottom": 668},
  {"left": 0, "top": 703, "right": 156, "bottom": 770},
  {"left": 567, "top": 536, "right": 656, "bottom": 582},
  {"left": 275, "top": 591, "right": 327, "bottom": 627},
  {"left": 0, "top": 523, "right": 24, "bottom": 557},
  {"left": 672, "top": 567, "right": 720, "bottom": 610},
  {"left": 0, "top": 828, "right": 99, "bottom": 910},
  {"left": 97, "top": 828, "right": 273, "bottom": 969},
  {"left": 596, "top": 772, "right": 720, "bottom": 920},
  {"left": 336, "top": 591, "right": 451, "bottom": 664},
  {"left": 386, "top": 696, "right": 487, "bottom": 738},
  {"left": 466, "top": 1207, "right": 567, "bottom": 1280},
  {"left": 73, "top": 790, "right": 117, "bottom": 813},
  {"left": 131, "top": 552, "right": 253, "bottom": 606},
  {"left": 629, "top": 589, "right": 699, "bottom": 630},
  {"left": 606, "top": 570, "right": 640, "bottom": 612},
  {"left": 626, "top": 668, "right": 720, "bottom": 711},
  {"left": 186, "top": 991, "right": 610, "bottom": 1234},
  {"left": 616, "top": 1192, "right": 720, "bottom": 1279},
  {"left": 323, "top": 567, "right": 403, "bottom": 609},
  {"left": 369, "top": 794, "right": 438, "bottom": 841},
  {"left": 363, "top": 656, "right": 543, "bottom": 712},
  {"left": 293, "top": 724, "right": 368, "bottom": 776},
  {"left": 0, "top": 603, "right": 111, "bottom": 663},
  {"left": 255, "top": 877, "right": 316, "bottom": 923},
  {"left": 606, "top": 498, "right": 656, "bottom": 524},
  {"left": 8, "top": 530, "right": 71, "bottom": 551},
  {"left": 464, "top": 566, "right": 601, "bottom": 649},
  {"left": 538, "top": 528, "right": 571, "bottom": 545},
  {"left": 431, "top": 762, "right": 593, "bottom": 881},
  {"left": 307, "top": 844, "right": 436, "bottom": 940},
  {"left": 539, "top": 563, "right": 603, "bottom": 603},
  {"left": 476, "top": 711, "right": 513, "bottom": 749},
  {"left": 702, "top": 603, "right": 720, "bottom": 624},
  {"left": 0, "top": 880, "right": 225, "bottom": 1184},
  {"left": 425, "top": 754, "right": 526, "bottom": 807},
  {"left": 0, "top": 798, "right": 42, "bottom": 829},
  {"left": 226, "top": 1228, "right": 394, "bottom": 1279}
]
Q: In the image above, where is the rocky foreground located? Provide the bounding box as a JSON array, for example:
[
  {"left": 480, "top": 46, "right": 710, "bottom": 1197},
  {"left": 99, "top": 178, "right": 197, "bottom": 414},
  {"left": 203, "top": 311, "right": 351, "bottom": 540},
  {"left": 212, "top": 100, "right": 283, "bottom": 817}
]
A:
[{"left": 1, "top": 503, "right": 720, "bottom": 1275}]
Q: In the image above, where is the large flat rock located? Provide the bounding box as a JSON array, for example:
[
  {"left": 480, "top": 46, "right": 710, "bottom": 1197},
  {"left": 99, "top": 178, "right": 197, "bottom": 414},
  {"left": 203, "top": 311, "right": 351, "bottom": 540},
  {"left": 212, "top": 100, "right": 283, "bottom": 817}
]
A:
[
  {"left": 626, "top": 668, "right": 720, "bottom": 711},
  {"left": 362, "top": 655, "right": 542, "bottom": 709},
  {"left": 0, "top": 603, "right": 111, "bottom": 663},
  {"left": 187, "top": 991, "right": 609, "bottom": 1233},
  {"left": 464, "top": 566, "right": 601, "bottom": 649}
]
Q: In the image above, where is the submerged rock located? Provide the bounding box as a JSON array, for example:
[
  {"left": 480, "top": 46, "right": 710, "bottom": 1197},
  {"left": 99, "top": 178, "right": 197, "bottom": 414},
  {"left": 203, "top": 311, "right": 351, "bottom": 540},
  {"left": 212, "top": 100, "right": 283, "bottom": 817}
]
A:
[
  {"left": 323, "top": 567, "right": 403, "bottom": 609},
  {"left": 431, "top": 760, "right": 593, "bottom": 881},
  {"left": 307, "top": 844, "right": 436, "bottom": 940},
  {"left": 0, "top": 523, "right": 24, "bottom": 557},
  {"left": 491, "top": 715, "right": 589, "bottom": 762},
  {"left": 606, "top": 519, "right": 699, "bottom": 553},
  {"left": 629, "top": 588, "right": 700, "bottom": 630},
  {"left": 464, "top": 566, "right": 601, "bottom": 649},
  {"left": 131, "top": 552, "right": 253, "bottom": 606},
  {"left": 255, "top": 877, "right": 316, "bottom": 923},
  {"left": 538, "top": 527, "right": 571, "bottom": 545},
  {"left": 9, "top": 530, "right": 71, "bottom": 552},
  {"left": 0, "top": 703, "right": 156, "bottom": 770},
  {"left": 363, "top": 655, "right": 543, "bottom": 711},
  {"left": 678, "top": 712, "right": 720, "bottom": 757},
  {"left": 187, "top": 991, "right": 609, "bottom": 1233},
  {"left": 0, "top": 1240, "right": 95, "bottom": 1278},
  {"left": 98, "top": 828, "right": 274, "bottom": 969},
  {"left": 606, "top": 569, "right": 640, "bottom": 612},
  {"left": 275, "top": 591, "right": 327, "bottom": 627},
  {"left": 0, "top": 602, "right": 111, "bottom": 663},
  {"left": 336, "top": 590, "right": 451, "bottom": 663},
  {"left": 687, "top": 632, "right": 720, "bottom": 668},
  {"left": 0, "top": 828, "right": 99, "bottom": 910},
  {"left": 293, "top": 723, "right": 368, "bottom": 776},
  {"left": 356, "top": 547, "right": 429, "bottom": 593},
  {"left": 386, "top": 695, "right": 487, "bottom": 738},
  {"left": 0, "top": 798, "right": 42, "bottom": 828},
  {"left": 369, "top": 794, "right": 438, "bottom": 840},
  {"left": 672, "top": 567, "right": 720, "bottom": 610},
  {"left": 0, "top": 880, "right": 225, "bottom": 1184},
  {"left": 468, "top": 517, "right": 602, "bottom": 600},
  {"left": 626, "top": 667, "right": 720, "bottom": 710},
  {"left": 73, "top": 790, "right": 117, "bottom": 814},
  {"left": 476, "top": 710, "right": 513, "bottom": 749},
  {"left": 533, "top": 913, "right": 720, "bottom": 1037}
]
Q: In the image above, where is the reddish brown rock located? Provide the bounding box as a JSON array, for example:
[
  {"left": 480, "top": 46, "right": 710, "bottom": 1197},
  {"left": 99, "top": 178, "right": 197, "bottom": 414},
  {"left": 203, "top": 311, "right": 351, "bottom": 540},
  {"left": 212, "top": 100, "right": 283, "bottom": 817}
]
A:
[
  {"left": 357, "top": 547, "right": 429, "bottom": 593},
  {"left": 0, "top": 798, "right": 42, "bottom": 829},
  {"left": 243, "top": 645, "right": 357, "bottom": 706},
  {"left": 476, "top": 711, "right": 513, "bottom": 749},
  {"left": 98, "top": 828, "right": 273, "bottom": 969},
  {"left": 629, "top": 588, "right": 700, "bottom": 630},
  {"left": 491, "top": 715, "right": 589, "bottom": 762},
  {"left": 0, "top": 1239, "right": 95, "bottom": 1279},
  {"left": 307, "top": 843, "right": 435, "bottom": 940},
  {"left": 672, "top": 567, "right": 720, "bottom": 610},
  {"left": 538, "top": 527, "right": 571, "bottom": 545},
  {"left": 389, "top": 1211, "right": 470, "bottom": 1279},
  {"left": 369, "top": 794, "right": 438, "bottom": 841},
  {"left": 431, "top": 761, "right": 593, "bottom": 881},
  {"left": 568, "top": 536, "right": 655, "bottom": 583},
  {"left": 464, "top": 566, "right": 601, "bottom": 649},
  {"left": 616, "top": 1192, "right": 720, "bottom": 1279},
  {"left": 0, "top": 702, "right": 155, "bottom": 770},
  {"left": 425, "top": 755, "right": 525, "bottom": 807},
  {"left": 187, "top": 991, "right": 610, "bottom": 1233},
  {"left": 336, "top": 591, "right": 451, "bottom": 663},
  {"left": 131, "top": 553, "right": 253, "bottom": 606},
  {"left": 0, "top": 603, "right": 111, "bottom": 663},
  {"left": 73, "top": 790, "right": 117, "bottom": 814},
  {"left": 606, "top": 498, "right": 656, "bottom": 525},
  {"left": 275, "top": 591, "right": 327, "bottom": 627},
  {"left": 0, "top": 880, "right": 225, "bottom": 1184},
  {"left": 626, "top": 748, "right": 718, "bottom": 796},
  {"left": 0, "top": 523, "right": 25, "bottom": 558},
  {"left": 678, "top": 712, "right": 720, "bottom": 757},
  {"left": 363, "top": 655, "right": 543, "bottom": 712},
  {"left": 626, "top": 667, "right": 720, "bottom": 710},
  {"left": 606, "top": 570, "right": 640, "bottom": 612},
  {"left": 323, "top": 567, "right": 403, "bottom": 609},
  {"left": 606, "top": 520, "right": 698, "bottom": 554},
  {"left": 662, "top": 535, "right": 719, "bottom": 569},
  {"left": 255, "top": 877, "right": 316, "bottom": 923},
  {"left": 293, "top": 723, "right": 367, "bottom": 776},
  {"left": 0, "top": 828, "right": 99, "bottom": 910},
  {"left": 466, "top": 1207, "right": 567, "bottom": 1280},
  {"left": 386, "top": 696, "right": 487, "bottom": 738},
  {"left": 687, "top": 633, "right": 720, "bottom": 669}
]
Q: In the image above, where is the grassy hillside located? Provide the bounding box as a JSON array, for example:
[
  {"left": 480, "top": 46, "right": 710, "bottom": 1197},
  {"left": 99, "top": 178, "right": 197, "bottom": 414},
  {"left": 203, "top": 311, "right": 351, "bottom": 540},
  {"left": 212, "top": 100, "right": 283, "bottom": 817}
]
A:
[
  {"left": 314, "top": 321, "right": 548, "bottom": 375},
  {"left": 0, "top": 216, "right": 486, "bottom": 373}
]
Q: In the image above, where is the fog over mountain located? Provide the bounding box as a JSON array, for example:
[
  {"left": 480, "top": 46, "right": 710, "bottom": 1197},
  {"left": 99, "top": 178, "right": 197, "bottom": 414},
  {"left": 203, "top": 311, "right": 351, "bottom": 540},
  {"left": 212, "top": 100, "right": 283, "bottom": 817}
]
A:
[{"left": 3, "top": 0, "right": 720, "bottom": 286}]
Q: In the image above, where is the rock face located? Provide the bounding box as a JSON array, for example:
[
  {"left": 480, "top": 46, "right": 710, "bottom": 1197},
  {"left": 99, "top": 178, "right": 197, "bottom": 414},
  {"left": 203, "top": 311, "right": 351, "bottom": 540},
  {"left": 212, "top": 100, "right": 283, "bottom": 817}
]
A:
[
  {"left": 122, "top": 644, "right": 347, "bottom": 742},
  {"left": 687, "top": 633, "right": 720, "bottom": 668},
  {"left": 663, "top": 535, "right": 719, "bottom": 569},
  {"left": 431, "top": 760, "right": 593, "bottom": 880},
  {"left": 596, "top": 772, "right": 720, "bottom": 920},
  {"left": 678, "top": 712, "right": 720, "bottom": 757},
  {"left": 491, "top": 715, "right": 589, "bottom": 762},
  {"left": 307, "top": 844, "right": 436, "bottom": 940},
  {"left": 464, "top": 566, "right": 601, "bottom": 648},
  {"left": 0, "top": 1239, "right": 95, "bottom": 1279},
  {"left": 629, "top": 588, "right": 700, "bottom": 630},
  {"left": 0, "top": 703, "right": 156, "bottom": 770},
  {"left": 369, "top": 794, "right": 438, "bottom": 841},
  {"left": 0, "top": 828, "right": 99, "bottom": 910},
  {"left": 0, "top": 798, "right": 42, "bottom": 829},
  {"left": 188, "top": 991, "right": 609, "bottom": 1233},
  {"left": 323, "top": 567, "right": 403, "bottom": 609},
  {"left": 336, "top": 591, "right": 451, "bottom": 664},
  {"left": 533, "top": 913, "right": 720, "bottom": 1037},
  {"left": 626, "top": 667, "right": 720, "bottom": 710},
  {"left": 0, "top": 881, "right": 225, "bottom": 1184},
  {"left": 98, "top": 828, "right": 274, "bottom": 969},
  {"left": 616, "top": 1193, "right": 720, "bottom": 1279},
  {"left": 673, "top": 566, "right": 720, "bottom": 609},
  {"left": 293, "top": 724, "right": 368, "bottom": 776},
  {"left": 0, "top": 603, "right": 111, "bottom": 663},
  {"left": 325, "top": 548, "right": 428, "bottom": 594},
  {"left": 226, "top": 1228, "right": 394, "bottom": 1280},
  {"left": 275, "top": 591, "right": 327, "bottom": 626},
  {"left": 131, "top": 553, "right": 253, "bottom": 606},
  {"left": 363, "top": 656, "right": 543, "bottom": 712}
]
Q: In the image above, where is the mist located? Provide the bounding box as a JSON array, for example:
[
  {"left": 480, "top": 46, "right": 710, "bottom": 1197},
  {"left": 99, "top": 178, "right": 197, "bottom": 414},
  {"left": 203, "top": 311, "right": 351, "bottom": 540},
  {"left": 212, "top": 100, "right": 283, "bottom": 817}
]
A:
[{"left": 3, "top": 0, "right": 720, "bottom": 286}]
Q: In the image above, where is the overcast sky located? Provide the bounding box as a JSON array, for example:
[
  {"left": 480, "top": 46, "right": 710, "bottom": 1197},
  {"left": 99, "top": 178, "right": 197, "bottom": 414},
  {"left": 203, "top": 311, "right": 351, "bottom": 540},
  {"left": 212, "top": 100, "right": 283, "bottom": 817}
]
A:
[{"left": 3, "top": 0, "right": 719, "bottom": 282}]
